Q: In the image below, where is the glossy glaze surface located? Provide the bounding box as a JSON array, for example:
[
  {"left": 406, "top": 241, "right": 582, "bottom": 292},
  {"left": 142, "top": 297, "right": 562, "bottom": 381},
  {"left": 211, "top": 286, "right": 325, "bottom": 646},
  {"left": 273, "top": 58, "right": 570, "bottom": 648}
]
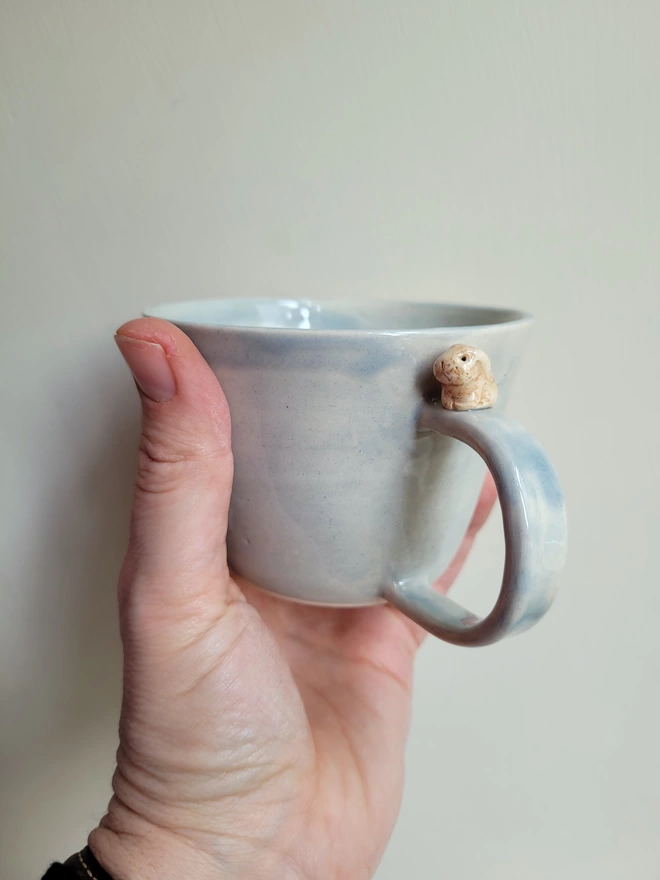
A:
[
  {"left": 433, "top": 344, "right": 498, "bottom": 411},
  {"left": 144, "top": 299, "right": 565, "bottom": 644},
  {"left": 385, "top": 405, "right": 566, "bottom": 645}
]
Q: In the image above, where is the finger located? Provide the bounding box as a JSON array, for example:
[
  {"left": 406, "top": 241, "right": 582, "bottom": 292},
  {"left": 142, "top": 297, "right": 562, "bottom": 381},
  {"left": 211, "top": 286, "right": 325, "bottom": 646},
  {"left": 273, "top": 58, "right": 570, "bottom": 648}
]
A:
[
  {"left": 115, "top": 318, "right": 234, "bottom": 611},
  {"left": 433, "top": 472, "right": 498, "bottom": 596},
  {"left": 398, "top": 473, "right": 498, "bottom": 649}
]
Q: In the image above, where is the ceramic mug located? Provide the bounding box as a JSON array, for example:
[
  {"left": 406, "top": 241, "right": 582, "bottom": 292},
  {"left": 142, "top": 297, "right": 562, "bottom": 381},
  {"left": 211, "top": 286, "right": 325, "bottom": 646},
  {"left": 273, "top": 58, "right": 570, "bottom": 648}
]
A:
[{"left": 144, "top": 299, "right": 566, "bottom": 647}]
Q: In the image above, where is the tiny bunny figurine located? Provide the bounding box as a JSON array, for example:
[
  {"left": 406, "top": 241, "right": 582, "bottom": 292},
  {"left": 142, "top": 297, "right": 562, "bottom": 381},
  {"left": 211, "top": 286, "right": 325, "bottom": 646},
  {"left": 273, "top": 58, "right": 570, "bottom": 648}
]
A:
[{"left": 432, "top": 344, "right": 498, "bottom": 411}]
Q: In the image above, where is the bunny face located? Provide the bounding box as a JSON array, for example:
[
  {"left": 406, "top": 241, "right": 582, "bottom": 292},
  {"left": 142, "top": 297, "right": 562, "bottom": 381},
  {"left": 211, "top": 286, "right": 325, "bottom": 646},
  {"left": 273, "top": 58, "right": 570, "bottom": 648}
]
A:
[{"left": 433, "top": 344, "right": 490, "bottom": 387}]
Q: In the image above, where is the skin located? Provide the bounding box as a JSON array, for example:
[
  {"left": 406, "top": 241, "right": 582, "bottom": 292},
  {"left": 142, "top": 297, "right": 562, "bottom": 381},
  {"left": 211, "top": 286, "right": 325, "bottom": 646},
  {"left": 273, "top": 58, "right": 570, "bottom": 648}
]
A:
[{"left": 89, "top": 318, "right": 497, "bottom": 880}]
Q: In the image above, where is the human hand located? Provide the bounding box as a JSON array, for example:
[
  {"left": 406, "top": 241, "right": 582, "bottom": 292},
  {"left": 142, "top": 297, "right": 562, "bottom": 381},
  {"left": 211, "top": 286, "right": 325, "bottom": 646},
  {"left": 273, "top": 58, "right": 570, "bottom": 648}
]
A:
[{"left": 89, "top": 318, "right": 497, "bottom": 880}]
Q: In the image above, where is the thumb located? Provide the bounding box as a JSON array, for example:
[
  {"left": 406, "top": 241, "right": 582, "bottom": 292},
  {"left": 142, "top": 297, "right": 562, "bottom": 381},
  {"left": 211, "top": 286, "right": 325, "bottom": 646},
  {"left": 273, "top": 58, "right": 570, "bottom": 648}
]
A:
[{"left": 115, "top": 318, "right": 234, "bottom": 612}]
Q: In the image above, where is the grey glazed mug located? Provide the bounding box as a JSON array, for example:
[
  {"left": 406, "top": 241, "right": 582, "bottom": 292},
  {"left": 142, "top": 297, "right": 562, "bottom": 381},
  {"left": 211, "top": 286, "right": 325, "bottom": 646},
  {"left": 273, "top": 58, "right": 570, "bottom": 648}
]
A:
[{"left": 144, "top": 299, "right": 567, "bottom": 647}]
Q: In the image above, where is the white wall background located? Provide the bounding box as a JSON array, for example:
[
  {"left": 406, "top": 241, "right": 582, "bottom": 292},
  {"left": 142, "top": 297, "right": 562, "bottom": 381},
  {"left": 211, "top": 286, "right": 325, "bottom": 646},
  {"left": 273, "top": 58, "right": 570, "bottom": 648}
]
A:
[{"left": 1, "top": 2, "right": 658, "bottom": 877}]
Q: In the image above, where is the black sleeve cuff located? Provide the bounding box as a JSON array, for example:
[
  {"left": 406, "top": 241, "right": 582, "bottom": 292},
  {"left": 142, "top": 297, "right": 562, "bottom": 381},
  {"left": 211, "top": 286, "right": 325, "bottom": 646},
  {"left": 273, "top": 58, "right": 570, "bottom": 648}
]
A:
[{"left": 43, "top": 847, "right": 114, "bottom": 880}]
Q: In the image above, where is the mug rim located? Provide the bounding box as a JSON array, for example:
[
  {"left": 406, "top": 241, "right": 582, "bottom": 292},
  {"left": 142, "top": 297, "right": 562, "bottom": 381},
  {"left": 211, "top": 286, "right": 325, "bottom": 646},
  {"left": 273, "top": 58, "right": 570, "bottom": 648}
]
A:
[{"left": 143, "top": 297, "right": 534, "bottom": 336}]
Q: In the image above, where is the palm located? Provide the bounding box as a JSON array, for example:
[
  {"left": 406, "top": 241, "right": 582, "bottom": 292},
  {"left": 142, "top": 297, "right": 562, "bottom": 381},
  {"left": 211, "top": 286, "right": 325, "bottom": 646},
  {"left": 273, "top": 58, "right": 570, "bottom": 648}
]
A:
[
  {"left": 235, "top": 473, "right": 496, "bottom": 867},
  {"left": 239, "top": 581, "right": 421, "bottom": 872},
  {"left": 231, "top": 476, "right": 494, "bottom": 873},
  {"left": 241, "top": 581, "right": 422, "bottom": 745},
  {"left": 242, "top": 580, "right": 420, "bottom": 691}
]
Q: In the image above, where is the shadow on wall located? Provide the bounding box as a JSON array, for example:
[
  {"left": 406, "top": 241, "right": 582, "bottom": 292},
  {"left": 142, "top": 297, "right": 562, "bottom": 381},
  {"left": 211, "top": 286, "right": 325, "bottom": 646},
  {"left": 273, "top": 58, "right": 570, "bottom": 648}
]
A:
[{"left": 0, "top": 332, "right": 139, "bottom": 862}]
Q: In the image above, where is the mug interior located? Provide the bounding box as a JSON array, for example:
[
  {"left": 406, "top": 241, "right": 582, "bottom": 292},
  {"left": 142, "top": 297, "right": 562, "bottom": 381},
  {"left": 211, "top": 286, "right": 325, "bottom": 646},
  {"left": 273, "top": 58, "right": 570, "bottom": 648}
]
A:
[{"left": 144, "top": 298, "right": 530, "bottom": 333}]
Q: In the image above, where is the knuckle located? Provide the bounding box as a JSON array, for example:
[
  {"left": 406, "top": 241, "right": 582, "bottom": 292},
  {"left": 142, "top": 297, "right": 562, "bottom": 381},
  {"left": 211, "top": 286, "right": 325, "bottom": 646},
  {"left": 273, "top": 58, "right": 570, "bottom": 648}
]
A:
[
  {"left": 135, "top": 441, "right": 186, "bottom": 496},
  {"left": 134, "top": 424, "right": 225, "bottom": 496}
]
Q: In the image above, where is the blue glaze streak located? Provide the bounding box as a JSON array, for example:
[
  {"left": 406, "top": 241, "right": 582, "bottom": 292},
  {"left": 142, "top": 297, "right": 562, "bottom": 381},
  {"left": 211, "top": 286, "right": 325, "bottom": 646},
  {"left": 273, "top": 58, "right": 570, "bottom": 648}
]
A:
[{"left": 384, "top": 404, "right": 568, "bottom": 647}]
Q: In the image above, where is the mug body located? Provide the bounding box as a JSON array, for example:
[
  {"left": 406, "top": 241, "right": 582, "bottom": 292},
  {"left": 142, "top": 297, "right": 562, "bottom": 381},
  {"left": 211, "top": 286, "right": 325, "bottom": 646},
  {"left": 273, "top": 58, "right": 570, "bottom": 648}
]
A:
[{"left": 145, "top": 299, "right": 533, "bottom": 606}]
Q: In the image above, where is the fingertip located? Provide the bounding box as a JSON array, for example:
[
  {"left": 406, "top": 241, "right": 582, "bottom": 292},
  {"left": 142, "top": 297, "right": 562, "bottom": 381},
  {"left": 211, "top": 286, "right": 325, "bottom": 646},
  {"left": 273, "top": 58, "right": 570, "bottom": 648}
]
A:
[
  {"left": 115, "top": 335, "right": 177, "bottom": 402},
  {"left": 115, "top": 318, "right": 220, "bottom": 396},
  {"left": 115, "top": 318, "right": 185, "bottom": 358},
  {"left": 470, "top": 472, "right": 498, "bottom": 534}
]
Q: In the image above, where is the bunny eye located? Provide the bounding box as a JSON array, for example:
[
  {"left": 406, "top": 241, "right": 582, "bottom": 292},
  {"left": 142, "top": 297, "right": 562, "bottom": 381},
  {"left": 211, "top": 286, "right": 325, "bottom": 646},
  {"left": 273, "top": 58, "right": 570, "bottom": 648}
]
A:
[{"left": 460, "top": 355, "right": 468, "bottom": 362}]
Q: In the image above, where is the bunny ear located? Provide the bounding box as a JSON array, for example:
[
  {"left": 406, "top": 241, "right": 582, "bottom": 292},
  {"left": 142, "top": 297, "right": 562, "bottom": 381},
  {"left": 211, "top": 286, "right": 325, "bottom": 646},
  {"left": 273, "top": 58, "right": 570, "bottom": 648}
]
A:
[{"left": 472, "top": 347, "right": 493, "bottom": 371}]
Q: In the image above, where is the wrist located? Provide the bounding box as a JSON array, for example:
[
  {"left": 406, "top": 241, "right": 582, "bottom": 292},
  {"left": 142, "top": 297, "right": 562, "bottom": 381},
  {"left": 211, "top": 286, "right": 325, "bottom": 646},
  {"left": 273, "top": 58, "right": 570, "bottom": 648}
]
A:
[
  {"left": 89, "top": 805, "right": 227, "bottom": 880},
  {"left": 89, "top": 796, "right": 307, "bottom": 880}
]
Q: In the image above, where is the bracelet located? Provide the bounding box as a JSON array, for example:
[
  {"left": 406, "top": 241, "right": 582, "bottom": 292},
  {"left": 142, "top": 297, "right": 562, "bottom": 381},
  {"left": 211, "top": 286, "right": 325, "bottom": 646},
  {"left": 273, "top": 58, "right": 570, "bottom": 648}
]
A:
[{"left": 44, "top": 846, "right": 114, "bottom": 880}]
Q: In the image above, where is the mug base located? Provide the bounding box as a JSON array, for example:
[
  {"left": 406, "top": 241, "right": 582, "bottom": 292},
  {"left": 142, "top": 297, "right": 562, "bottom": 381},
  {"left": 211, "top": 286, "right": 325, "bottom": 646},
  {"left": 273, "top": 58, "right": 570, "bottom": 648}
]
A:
[{"left": 231, "top": 574, "right": 388, "bottom": 609}]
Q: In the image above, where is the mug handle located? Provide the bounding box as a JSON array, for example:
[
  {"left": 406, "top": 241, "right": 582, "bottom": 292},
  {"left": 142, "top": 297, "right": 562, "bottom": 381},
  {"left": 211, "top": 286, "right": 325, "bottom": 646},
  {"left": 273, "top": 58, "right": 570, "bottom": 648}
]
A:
[{"left": 383, "top": 402, "right": 567, "bottom": 647}]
